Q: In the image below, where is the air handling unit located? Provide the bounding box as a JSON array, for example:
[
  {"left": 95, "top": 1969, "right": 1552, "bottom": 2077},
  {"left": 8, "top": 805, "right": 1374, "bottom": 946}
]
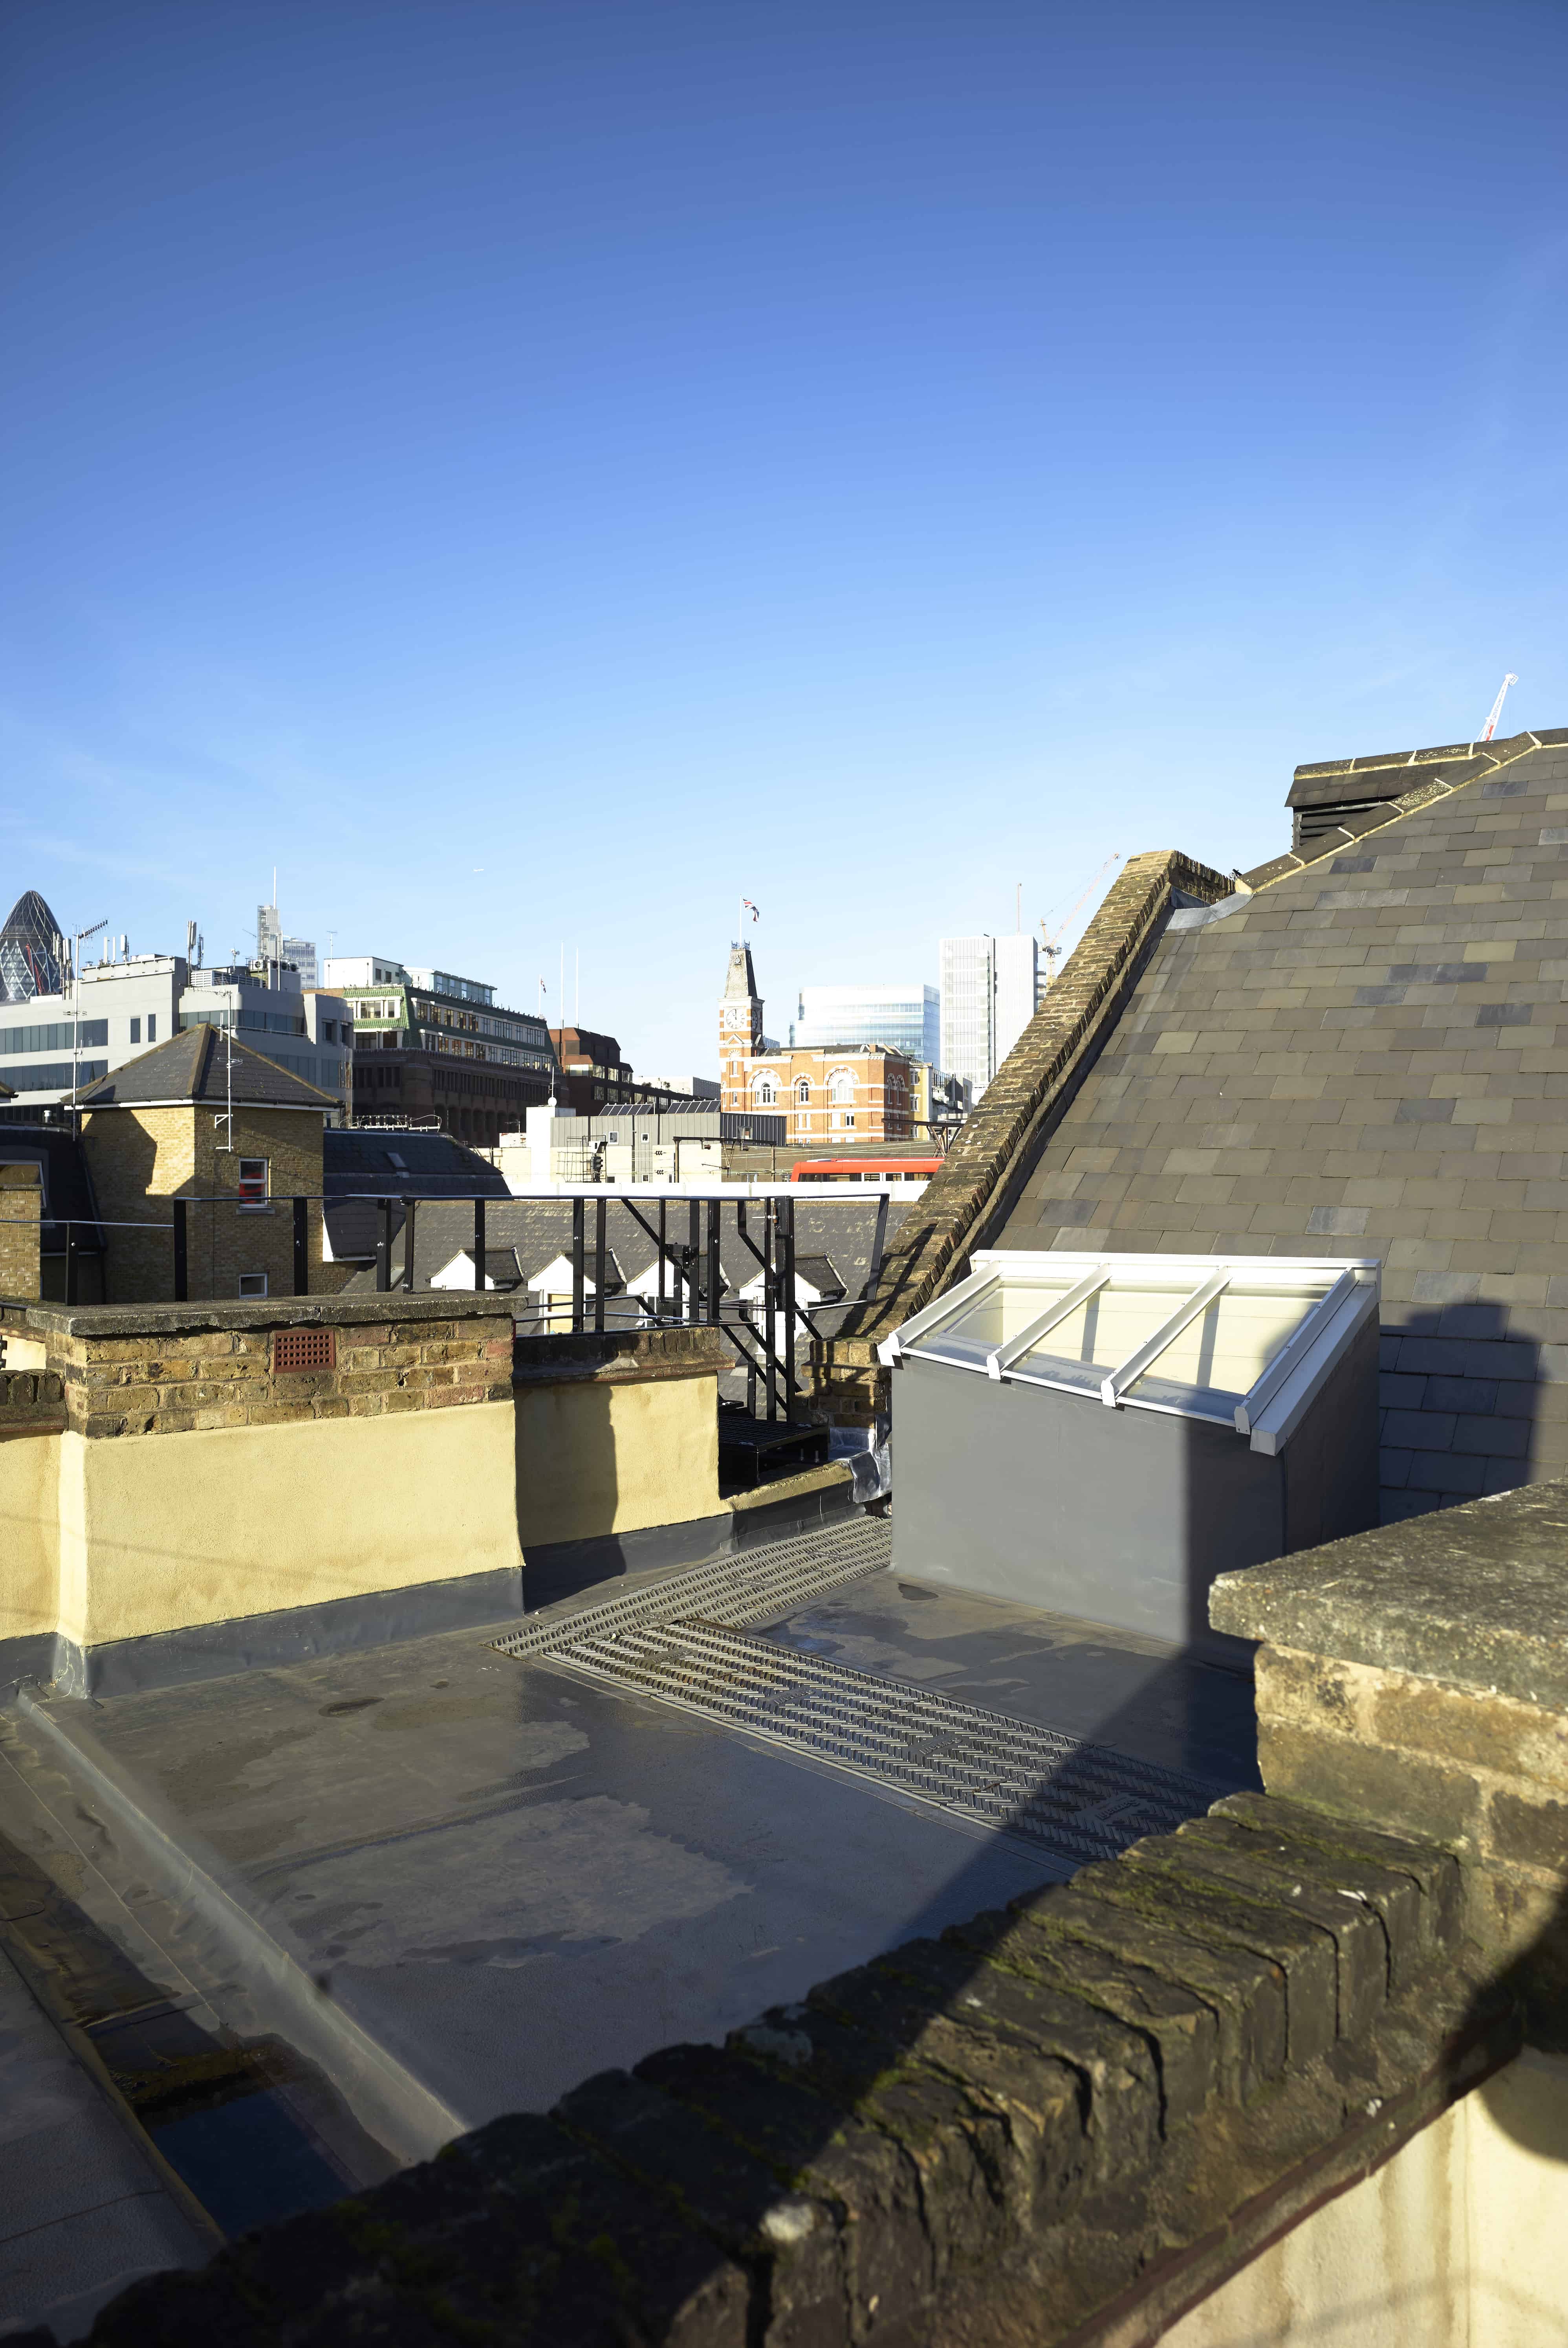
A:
[{"left": 878, "top": 1251, "right": 1379, "bottom": 1662}]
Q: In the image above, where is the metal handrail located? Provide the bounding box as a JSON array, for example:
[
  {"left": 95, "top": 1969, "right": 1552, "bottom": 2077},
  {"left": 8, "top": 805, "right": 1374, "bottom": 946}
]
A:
[{"left": 0, "top": 1185, "right": 893, "bottom": 1424}]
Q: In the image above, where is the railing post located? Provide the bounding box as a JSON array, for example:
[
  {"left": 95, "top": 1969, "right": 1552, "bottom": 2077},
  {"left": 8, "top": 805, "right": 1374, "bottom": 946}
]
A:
[
  {"left": 762, "top": 1197, "right": 777, "bottom": 1421},
  {"left": 658, "top": 1198, "right": 667, "bottom": 1319},
  {"left": 707, "top": 1199, "right": 720, "bottom": 1327},
  {"left": 688, "top": 1202, "right": 700, "bottom": 1326},
  {"left": 64, "top": 1220, "right": 79, "bottom": 1307},
  {"left": 866, "top": 1190, "right": 888, "bottom": 1303},
  {"left": 377, "top": 1200, "right": 392, "bottom": 1291},
  {"left": 293, "top": 1196, "right": 308, "bottom": 1296},
  {"left": 173, "top": 1198, "right": 188, "bottom": 1302},
  {"left": 593, "top": 1196, "right": 606, "bottom": 1334},
  {"left": 782, "top": 1195, "right": 796, "bottom": 1423},
  {"left": 572, "top": 1196, "right": 584, "bottom": 1334},
  {"left": 401, "top": 1196, "right": 416, "bottom": 1292},
  {"left": 473, "top": 1195, "right": 486, "bottom": 1291}
]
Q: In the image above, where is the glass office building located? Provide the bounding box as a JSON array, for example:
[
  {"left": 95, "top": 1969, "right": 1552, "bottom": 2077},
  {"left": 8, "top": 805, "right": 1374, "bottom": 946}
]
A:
[
  {"left": 939, "top": 934, "right": 1039, "bottom": 1105},
  {"left": 790, "top": 984, "right": 940, "bottom": 1064}
]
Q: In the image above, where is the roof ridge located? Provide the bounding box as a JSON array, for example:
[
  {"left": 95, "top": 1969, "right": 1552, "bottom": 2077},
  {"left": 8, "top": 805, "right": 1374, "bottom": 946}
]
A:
[{"left": 1240, "top": 730, "right": 1547, "bottom": 895}]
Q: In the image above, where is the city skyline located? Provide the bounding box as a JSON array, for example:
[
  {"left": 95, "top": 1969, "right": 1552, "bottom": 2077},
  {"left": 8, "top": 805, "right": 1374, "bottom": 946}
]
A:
[{"left": 5, "top": 4, "right": 1566, "bottom": 1082}]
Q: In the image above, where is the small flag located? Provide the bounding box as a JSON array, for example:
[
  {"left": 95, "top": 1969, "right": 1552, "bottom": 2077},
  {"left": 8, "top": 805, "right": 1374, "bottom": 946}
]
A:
[{"left": 742, "top": 899, "right": 760, "bottom": 923}]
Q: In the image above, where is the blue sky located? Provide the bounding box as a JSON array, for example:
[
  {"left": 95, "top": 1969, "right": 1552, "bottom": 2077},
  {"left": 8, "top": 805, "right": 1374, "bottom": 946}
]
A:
[{"left": 3, "top": 2, "right": 1566, "bottom": 1080}]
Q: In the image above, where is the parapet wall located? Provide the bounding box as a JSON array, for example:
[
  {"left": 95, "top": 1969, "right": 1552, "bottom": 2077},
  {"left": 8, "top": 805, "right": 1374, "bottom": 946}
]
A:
[
  {"left": 1213, "top": 1476, "right": 1568, "bottom": 2050},
  {"left": 27, "top": 1293, "right": 516, "bottom": 1438},
  {"left": 0, "top": 1294, "right": 526, "bottom": 1695}
]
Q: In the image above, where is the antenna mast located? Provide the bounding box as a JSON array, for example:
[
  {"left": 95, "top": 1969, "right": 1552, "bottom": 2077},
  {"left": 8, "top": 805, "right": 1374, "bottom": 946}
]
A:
[{"left": 1480, "top": 673, "right": 1519, "bottom": 743}]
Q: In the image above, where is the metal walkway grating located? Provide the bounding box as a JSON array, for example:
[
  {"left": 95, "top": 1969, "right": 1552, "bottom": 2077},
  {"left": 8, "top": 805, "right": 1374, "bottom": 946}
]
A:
[
  {"left": 492, "top": 1517, "right": 893, "bottom": 1659},
  {"left": 495, "top": 1518, "right": 1225, "bottom": 1872}
]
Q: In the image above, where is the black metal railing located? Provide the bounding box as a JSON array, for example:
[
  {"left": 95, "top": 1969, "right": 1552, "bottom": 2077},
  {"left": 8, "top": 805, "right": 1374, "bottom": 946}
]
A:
[{"left": 2, "top": 1184, "right": 894, "bottom": 1425}]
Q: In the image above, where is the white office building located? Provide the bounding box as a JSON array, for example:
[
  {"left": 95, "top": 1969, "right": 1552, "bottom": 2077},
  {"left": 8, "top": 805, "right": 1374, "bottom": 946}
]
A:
[
  {"left": 790, "top": 984, "right": 940, "bottom": 1066},
  {"left": 939, "top": 933, "right": 1039, "bottom": 1106},
  {"left": 0, "top": 933, "right": 352, "bottom": 1115}
]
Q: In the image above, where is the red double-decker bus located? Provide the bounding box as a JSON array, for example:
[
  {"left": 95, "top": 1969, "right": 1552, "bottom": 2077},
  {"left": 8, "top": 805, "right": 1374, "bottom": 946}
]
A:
[{"left": 789, "top": 1156, "right": 939, "bottom": 1185}]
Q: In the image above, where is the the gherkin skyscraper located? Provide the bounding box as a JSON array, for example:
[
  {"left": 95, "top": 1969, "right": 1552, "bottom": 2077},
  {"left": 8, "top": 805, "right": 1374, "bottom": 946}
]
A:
[{"left": 0, "top": 890, "right": 66, "bottom": 1002}]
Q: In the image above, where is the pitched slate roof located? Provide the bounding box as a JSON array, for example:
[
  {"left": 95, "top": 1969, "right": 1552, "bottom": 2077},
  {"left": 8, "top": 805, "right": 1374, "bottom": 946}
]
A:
[
  {"left": 74, "top": 1025, "right": 337, "bottom": 1110},
  {"left": 996, "top": 728, "right": 1568, "bottom": 1519},
  {"left": 339, "top": 1196, "right": 909, "bottom": 1334}
]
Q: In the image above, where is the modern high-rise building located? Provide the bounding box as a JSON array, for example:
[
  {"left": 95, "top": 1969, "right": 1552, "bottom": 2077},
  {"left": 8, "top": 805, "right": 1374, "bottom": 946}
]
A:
[
  {"left": 939, "top": 933, "right": 1040, "bottom": 1105},
  {"left": 789, "top": 984, "right": 940, "bottom": 1065},
  {"left": 258, "top": 903, "right": 317, "bottom": 988},
  {"left": 0, "top": 891, "right": 66, "bottom": 1002}
]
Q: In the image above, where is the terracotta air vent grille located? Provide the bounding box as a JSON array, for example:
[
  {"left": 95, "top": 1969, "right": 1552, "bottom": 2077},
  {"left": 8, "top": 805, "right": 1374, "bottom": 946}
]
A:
[{"left": 273, "top": 1328, "right": 336, "bottom": 1374}]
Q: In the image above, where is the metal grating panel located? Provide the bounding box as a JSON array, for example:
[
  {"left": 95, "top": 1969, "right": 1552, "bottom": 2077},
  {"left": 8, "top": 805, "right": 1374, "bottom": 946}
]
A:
[
  {"left": 491, "top": 1517, "right": 892, "bottom": 1659},
  {"left": 495, "top": 1516, "right": 1224, "bottom": 1873}
]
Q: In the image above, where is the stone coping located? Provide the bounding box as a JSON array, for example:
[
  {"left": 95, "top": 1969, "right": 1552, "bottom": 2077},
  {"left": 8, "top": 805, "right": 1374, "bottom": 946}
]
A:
[
  {"left": 20, "top": 1292, "right": 518, "bottom": 1339},
  {"left": 71, "top": 1788, "right": 1513, "bottom": 2348},
  {"left": 512, "top": 1325, "right": 726, "bottom": 1384},
  {"left": 1211, "top": 1478, "right": 1568, "bottom": 1711}
]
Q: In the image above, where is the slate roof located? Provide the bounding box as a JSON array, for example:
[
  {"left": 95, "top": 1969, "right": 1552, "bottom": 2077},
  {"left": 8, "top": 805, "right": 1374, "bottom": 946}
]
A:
[
  {"left": 321, "top": 1127, "right": 512, "bottom": 1264},
  {"left": 339, "top": 1196, "right": 908, "bottom": 1339},
  {"left": 435, "top": 1246, "right": 525, "bottom": 1291},
  {"left": 996, "top": 730, "right": 1568, "bottom": 1517},
  {"left": 74, "top": 1025, "right": 337, "bottom": 1110}
]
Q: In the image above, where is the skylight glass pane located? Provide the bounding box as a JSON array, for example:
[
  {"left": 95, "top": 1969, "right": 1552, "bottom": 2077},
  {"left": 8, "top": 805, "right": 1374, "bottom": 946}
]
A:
[
  {"left": 927, "top": 1278, "right": 1074, "bottom": 1353},
  {"left": 1132, "top": 1285, "right": 1325, "bottom": 1400},
  {"left": 1014, "top": 1281, "right": 1196, "bottom": 1383}
]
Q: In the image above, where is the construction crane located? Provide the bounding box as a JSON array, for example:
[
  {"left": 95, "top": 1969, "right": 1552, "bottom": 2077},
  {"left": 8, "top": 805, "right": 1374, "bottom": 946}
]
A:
[
  {"left": 1480, "top": 673, "right": 1519, "bottom": 743},
  {"left": 1039, "top": 853, "right": 1123, "bottom": 989}
]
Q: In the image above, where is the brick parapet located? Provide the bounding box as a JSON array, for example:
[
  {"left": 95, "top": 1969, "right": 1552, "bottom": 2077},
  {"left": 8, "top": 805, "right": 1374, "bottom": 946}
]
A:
[
  {"left": 1213, "top": 1473, "right": 1568, "bottom": 2050},
  {"left": 20, "top": 1295, "right": 515, "bottom": 1438},
  {"left": 810, "top": 849, "right": 1231, "bottom": 1406},
  {"left": 513, "top": 1324, "right": 727, "bottom": 1387},
  {"left": 0, "top": 1366, "right": 65, "bottom": 1437},
  {"left": 73, "top": 1785, "right": 1509, "bottom": 2348}
]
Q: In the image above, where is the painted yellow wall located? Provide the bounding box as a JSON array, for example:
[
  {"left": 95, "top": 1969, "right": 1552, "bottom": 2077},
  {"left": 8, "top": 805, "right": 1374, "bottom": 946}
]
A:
[
  {"left": 53, "top": 1401, "right": 520, "bottom": 1647},
  {"left": 515, "top": 1372, "right": 720, "bottom": 1548},
  {"left": 1165, "top": 2047, "right": 1568, "bottom": 2346},
  {"left": 0, "top": 1432, "right": 60, "bottom": 1644}
]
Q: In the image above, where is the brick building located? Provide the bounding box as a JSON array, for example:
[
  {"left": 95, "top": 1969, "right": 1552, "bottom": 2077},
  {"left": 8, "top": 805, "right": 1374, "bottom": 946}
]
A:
[
  {"left": 546, "top": 1027, "right": 693, "bottom": 1119},
  {"left": 74, "top": 1025, "right": 337, "bottom": 1302},
  {"left": 324, "top": 958, "right": 555, "bottom": 1145},
  {"left": 717, "top": 944, "right": 916, "bottom": 1143}
]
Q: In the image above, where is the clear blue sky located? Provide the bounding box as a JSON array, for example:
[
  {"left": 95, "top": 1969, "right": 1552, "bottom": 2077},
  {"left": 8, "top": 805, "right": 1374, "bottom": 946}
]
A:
[{"left": 4, "top": 2, "right": 1566, "bottom": 1081}]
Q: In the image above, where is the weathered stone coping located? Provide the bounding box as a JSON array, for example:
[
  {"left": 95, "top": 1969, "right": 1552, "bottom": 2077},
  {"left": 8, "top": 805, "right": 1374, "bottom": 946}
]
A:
[
  {"left": 1211, "top": 1479, "right": 1568, "bottom": 1712},
  {"left": 72, "top": 1789, "right": 1515, "bottom": 2348},
  {"left": 512, "top": 1325, "right": 726, "bottom": 1385},
  {"left": 19, "top": 1292, "right": 518, "bottom": 1338},
  {"left": 813, "top": 847, "right": 1231, "bottom": 1381}
]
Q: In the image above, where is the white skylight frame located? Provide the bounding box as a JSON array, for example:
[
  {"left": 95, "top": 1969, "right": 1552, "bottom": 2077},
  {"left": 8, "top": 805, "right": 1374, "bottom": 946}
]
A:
[{"left": 879, "top": 1250, "right": 1380, "bottom": 1453}]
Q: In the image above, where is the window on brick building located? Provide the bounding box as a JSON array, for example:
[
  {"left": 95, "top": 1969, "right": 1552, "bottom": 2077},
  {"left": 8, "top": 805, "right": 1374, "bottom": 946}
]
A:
[
  {"left": 797, "top": 1081, "right": 810, "bottom": 1104},
  {"left": 755, "top": 1077, "right": 777, "bottom": 1104},
  {"left": 237, "top": 1157, "right": 269, "bottom": 1209},
  {"left": 129, "top": 1017, "right": 141, "bottom": 1044},
  {"left": 238, "top": 1271, "right": 268, "bottom": 1297},
  {"left": 147, "top": 1014, "right": 156, "bottom": 1041}
]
